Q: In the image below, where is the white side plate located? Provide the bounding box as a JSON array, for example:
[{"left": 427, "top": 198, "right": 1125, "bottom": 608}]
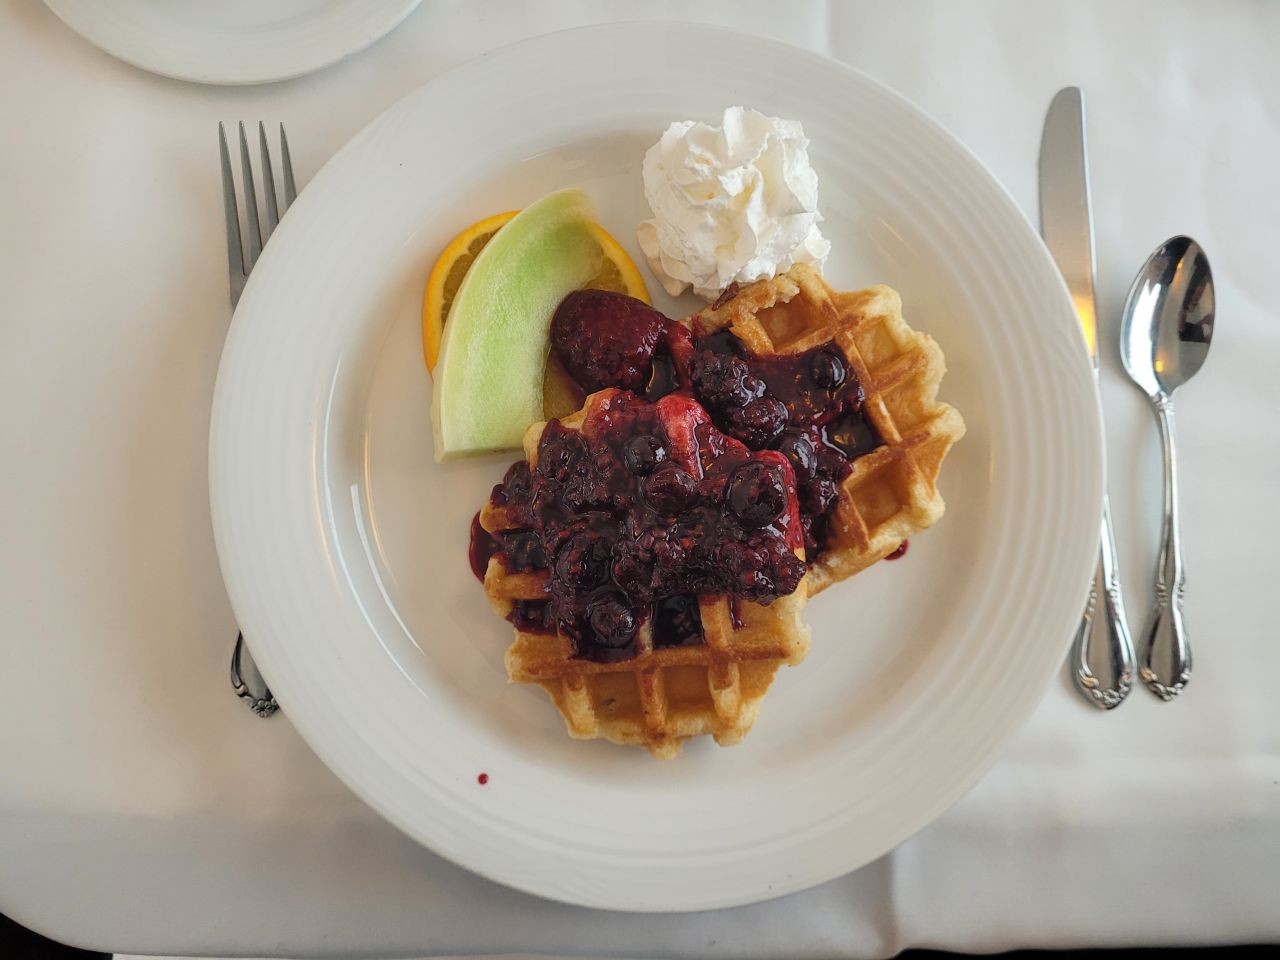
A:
[{"left": 42, "top": 0, "right": 422, "bottom": 85}]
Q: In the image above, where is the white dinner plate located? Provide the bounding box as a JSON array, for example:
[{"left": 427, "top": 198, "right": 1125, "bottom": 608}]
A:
[
  {"left": 42, "top": 0, "right": 422, "bottom": 85},
  {"left": 210, "top": 23, "right": 1102, "bottom": 911}
]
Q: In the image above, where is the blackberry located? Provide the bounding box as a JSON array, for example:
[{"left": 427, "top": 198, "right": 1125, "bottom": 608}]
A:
[{"left": 726, "top": 396, "right": 787, "bottom": 447}]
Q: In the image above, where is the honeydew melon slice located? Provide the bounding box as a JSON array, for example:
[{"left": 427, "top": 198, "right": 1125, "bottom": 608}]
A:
[{"left": 431, "top": 189, "right": 602, "bottom": 460}]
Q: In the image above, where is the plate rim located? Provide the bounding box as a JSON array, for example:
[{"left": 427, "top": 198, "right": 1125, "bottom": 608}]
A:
[
  {"left": 40, "top": 0, "right": 424, "bottom": 85},
  {"left": 209, "top": 20, "right": 1103, "bottom": 911}
]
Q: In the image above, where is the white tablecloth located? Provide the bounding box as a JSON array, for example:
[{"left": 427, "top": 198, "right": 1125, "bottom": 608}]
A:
[{"left": 3, "top": 0, "right": 1278, "bottom": 956}]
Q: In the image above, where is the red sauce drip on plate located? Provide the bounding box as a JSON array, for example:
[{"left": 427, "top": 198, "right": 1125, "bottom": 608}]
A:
[{"left": 885, "top": 540, "right": 909, "bottom": 561}]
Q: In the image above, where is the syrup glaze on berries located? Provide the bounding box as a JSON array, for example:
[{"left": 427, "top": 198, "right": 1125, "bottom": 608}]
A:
[
  {"left": 469, "top": 462, "right": 547, "bottom": 583},
  {"left": 470, "top": 291, "right": 888, "bottom": 659},
  {"left": 685, "top": 329, "right": 879, "bottom": 557},
  {"left": 480, "top": 390, "right": 804, "bottom": 662},
  {"left": 548, "top": 292, "right": 882, "bottom": 559}
]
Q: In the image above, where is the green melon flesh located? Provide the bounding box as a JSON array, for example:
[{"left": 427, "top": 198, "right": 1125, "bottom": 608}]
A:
[{"left": 432, "top": 189, "right": 602, "bottom": 460}]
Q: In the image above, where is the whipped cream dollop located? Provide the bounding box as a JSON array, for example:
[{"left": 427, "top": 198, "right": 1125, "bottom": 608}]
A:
[{"left": 637, "top": 106, "right": 831, "bottom": 300}]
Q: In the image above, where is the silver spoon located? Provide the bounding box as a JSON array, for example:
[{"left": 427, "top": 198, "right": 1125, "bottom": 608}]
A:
[{"left": 1119, "top": 236, "right": 1215, "bottom": 700}]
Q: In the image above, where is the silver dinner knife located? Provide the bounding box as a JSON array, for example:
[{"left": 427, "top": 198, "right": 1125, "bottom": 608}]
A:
[{"left": 1038, "top": 87, "right": 1135, "bottom": 709}]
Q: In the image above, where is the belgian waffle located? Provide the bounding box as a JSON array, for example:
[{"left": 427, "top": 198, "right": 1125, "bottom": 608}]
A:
[
  {"left": 478, "top": 392, "right": 810, "bottom": 759},
  {"left": 691, "top": 265, "right": 966, "bottom": 594}
]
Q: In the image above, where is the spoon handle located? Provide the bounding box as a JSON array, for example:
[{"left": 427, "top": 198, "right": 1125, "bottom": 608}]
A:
[
  {"left": 1071, "top": 498, "right": 1135, "bottom": 708},
  {"left": 1142, "top": 396, "right": 1191, "bottom": 699}
]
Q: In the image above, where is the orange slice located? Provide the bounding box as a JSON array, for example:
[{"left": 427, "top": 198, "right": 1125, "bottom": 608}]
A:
[
  {"left": 581, "top": 222, "right": 652, "bottom": 301},
  {"left": 422, "top": 211, "right": 650, "bottom": 376}
]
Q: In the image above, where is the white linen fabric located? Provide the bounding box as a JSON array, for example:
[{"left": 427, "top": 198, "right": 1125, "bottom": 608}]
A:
[{"left": 2, "top": 0, "right": 1277, "bottom": 955}]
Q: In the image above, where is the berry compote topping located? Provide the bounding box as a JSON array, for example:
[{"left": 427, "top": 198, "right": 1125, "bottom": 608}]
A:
[
  {"left": 549, "top": 292, "right": 882, "bottom": 560},
  {"left": 468, "top": 512, "right": 498, "bottom": 582},
  {"left": 488, "top": 389, "right": 804, "bottom": 663},
  {"left": 468, "top": 519, "right": 548, "bottom": 581},
  {"left": 686, "top": 329, "right": 879, "bottom": 558},
  {"left": 490, "top": 461, "right": 535, "bottom": 520},
  {"left": 468, "top": 462, "right": 547, "bottom": 583}
]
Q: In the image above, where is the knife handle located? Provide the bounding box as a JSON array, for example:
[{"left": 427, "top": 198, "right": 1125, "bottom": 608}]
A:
[
  {"left": 1141, "top": 395, "right": 1191, "bottom": 699},
  {"left": 1071, "top": 499, "right": 1135, "bottom": 709}
]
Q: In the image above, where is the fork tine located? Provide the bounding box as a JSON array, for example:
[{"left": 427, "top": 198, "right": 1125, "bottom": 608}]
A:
[
  {"left": 259, "top": 121, "right": 280, "bottom": 237},
  {"left": 238, "top": 121, "right": 263, "bottom": 266},
  {"left": 280, "top": 123, "right": 298, "bottom": 208},
  {"left": 219, "top": 123, "right": 246, "bottom": 300}
]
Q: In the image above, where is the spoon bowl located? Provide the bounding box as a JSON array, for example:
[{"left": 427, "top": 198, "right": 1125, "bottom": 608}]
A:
[{"left": 1120, "top": 235, "right": 1215, "bottom": 399}]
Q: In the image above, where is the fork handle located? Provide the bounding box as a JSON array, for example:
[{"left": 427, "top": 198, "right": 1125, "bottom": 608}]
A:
[
  {"left": 1070, "top": 498, "right": 1136, "bottom": 709},
  {"left": 231, "top": 633, "right": 279, "bottom": 717},
  {"left": 1141, "top": 395, "right": 1191, "bottom": 700}
]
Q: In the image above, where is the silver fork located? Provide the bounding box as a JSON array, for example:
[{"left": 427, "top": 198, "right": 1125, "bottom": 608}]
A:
[{"left": 219, "top": 120, "right": 298, "bottom": 717}]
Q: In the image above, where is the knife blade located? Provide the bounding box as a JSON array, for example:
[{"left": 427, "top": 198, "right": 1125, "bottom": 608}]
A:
[
  {"left": 1039, "top": 86, "right": 1099, "bottom": 365},
  {"left": 1037, "top": 86, "right": 1135, "bottom": 710}
]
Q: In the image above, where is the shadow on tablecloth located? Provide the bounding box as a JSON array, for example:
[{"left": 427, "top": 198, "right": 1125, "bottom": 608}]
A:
[{"left": 3, "top": 911, "right": 1276, "bottom": 960}]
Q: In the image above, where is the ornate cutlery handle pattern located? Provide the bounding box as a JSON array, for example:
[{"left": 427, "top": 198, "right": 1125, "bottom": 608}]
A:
[
  {"left": 1141, "top": 395, "right": 1191, "bottom": 699},
  {"left": 1071, "top": 498, "right": 1135, "bottom": 709}
]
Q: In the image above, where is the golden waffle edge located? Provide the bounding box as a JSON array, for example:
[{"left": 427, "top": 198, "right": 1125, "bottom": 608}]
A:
[
  {"left": 476, "top": 264, "right": 962, "bottom": 757},
  {"left": 690, "top": 264, "right": 966, "bottom": 594}
]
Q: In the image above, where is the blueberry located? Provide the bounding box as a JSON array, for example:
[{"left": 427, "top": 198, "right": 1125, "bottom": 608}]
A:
[
  {"left": 808, "top": 349, "right": 847, "bottom": 390},
  {"left": 828, "top": 415, "right": 879, "bottom": 459},
  {"left": 553, "top": 532, "right": 608, "bottom": 588},
  {"left": 586, "top": 594, "right": 637, "bottom": 648},
  {"left": 644, "top": 462, "right": 697, "bottom": 512},
  {"left": 726, "top": 461, "right": 788, "bottom": 528},
  {"left": 623, "top": 434, "right": 667, "bottom": 476},
  {"left": 774, "top": 430, "right": 817, "bottom": 480}
]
